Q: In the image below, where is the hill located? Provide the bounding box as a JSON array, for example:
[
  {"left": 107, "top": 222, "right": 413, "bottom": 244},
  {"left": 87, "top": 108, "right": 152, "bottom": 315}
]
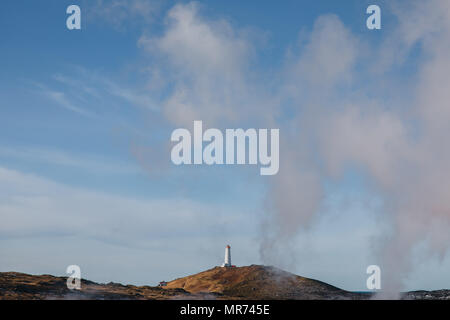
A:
[
  {"left": 166, "top": 265, "right": 360, "bottom": 299},
  {"left": 0, "top": 272, "right": 194, "bottom": 300},
  {"left": 1, "top": 266, "right": 450, "bottom": 300}
]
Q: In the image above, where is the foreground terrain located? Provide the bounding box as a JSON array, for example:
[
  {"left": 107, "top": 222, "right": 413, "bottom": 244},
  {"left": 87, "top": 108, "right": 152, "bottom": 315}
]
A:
[{"left": 1, "top": 265, "right": 449, "bottom": 300}]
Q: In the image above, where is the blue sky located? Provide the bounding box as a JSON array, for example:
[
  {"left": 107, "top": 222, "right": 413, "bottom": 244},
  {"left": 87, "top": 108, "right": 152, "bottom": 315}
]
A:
[{"left": 1, "top": 0, "right": 450, "bottom": 292}]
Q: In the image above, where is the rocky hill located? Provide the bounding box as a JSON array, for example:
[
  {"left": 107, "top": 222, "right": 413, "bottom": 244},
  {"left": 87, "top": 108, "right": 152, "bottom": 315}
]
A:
[
  {"left": 0, "top": 272, "right": 193, "bottom": 300},
  {"left": 1, "top": 266, "right": 449, "bottom": 300},
  {"left": 166, "top": 265, "right": 360, "bottom": 299}
]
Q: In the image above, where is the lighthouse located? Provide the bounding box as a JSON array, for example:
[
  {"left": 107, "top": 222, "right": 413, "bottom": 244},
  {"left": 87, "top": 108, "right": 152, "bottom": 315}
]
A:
[{"left": 221, "top": 245, "right": 232, "bottom": 267}]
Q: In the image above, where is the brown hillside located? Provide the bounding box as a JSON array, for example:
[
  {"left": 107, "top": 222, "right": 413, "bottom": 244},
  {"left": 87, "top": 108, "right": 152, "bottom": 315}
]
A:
[
  {"left": 2, "top": 268, "right": 449, "bottom": 300},
  {"left": 0, "top": 272, "right": 195, "bottom": 300},
  {"left": 166, "top": 265, "right": 358, "bottom": 300}
]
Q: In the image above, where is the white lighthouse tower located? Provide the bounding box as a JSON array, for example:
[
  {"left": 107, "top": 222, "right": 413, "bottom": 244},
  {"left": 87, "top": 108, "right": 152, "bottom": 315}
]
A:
[{"left": 221, "top": 245, "right": 232, "bottom": 267}]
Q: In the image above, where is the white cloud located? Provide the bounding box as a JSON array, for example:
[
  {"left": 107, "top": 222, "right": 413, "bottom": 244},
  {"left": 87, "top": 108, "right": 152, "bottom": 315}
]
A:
[
  {"left": 146, "top": 2, "right": 249, "bottom": 75},
  {"left": 286, "top": 14, "right": 359, "bottom": 92},
  {"left": 0, "top": 166, "right": 250, "bottom": 243},
  {"left": 138, "top": 2, "right": 267, "bottom": 127},
  {"left": 88, "top": 0, "right": 162, "bottom": 29}
]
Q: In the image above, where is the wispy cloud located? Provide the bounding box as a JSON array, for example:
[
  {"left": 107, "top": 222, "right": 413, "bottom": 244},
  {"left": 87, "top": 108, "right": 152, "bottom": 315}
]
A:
[
  {"left": 0, "top": 165, "right": 252, "bottom": 252},
  {"left": 87, "top": 0, "right": 163, "bottom": 29},
  {"left": 43, "top": 89, "right": 94, "bottom": 118},
  {"left": 32, "top": 81, "right": 94, "bottom": 118},
  {"left": 52, "top": 67, "right": 159, "bottom": 112},
  {"left": 0, "top": 146, "right": 140, "bottom": 175},
  {"left": 30, "top": 66, "right": 159, "bottom": 123}
]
